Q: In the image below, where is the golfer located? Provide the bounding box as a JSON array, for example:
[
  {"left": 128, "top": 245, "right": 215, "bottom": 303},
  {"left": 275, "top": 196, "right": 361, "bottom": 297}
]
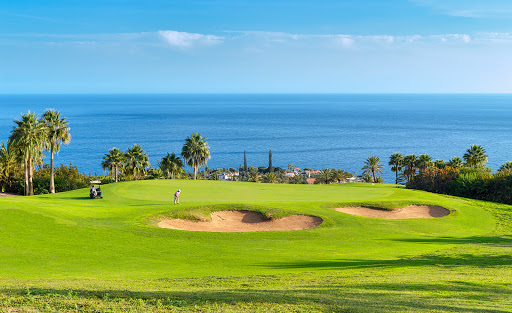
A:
[{"left": 174, "top": 189, "right": 181, "bottom": 204}]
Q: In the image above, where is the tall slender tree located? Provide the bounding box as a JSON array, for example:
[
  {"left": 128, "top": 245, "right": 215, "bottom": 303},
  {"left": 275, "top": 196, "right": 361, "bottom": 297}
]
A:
[
  {"left": 102, "top": 147, "right": 124, "bottom": 182},
  {"left": 362, "top": 156, "right": 384, "bottom": 183},
  {"left": 268, "top": 150, "right": 273, "bottom": 172},
  {"left": 42, "top": 109, "right": 71, "bottom": 193},
  {"left": 243, "top": 150, "right": 248, "bottom": 172},
  {"left": 9, "top": 112, "right": 44, "bottom": 195},
  {"left": 181, "top": 133, "right": 211, "bottom": 180},
  {"left": 388, "top": 153, "right": 404, "bottom": 185}
]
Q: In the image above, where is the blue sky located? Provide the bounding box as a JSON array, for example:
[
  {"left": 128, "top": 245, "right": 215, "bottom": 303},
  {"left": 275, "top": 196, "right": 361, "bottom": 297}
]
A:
[{"left": 2, "top": 0, "right": 512, "bottom": 93}]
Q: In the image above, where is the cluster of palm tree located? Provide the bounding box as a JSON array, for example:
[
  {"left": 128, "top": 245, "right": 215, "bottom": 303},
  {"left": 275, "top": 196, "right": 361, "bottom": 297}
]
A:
[
  {"left": 159, "top": 153, "right": 184, "bottom": 179},
  {"left": 102, "top": 132, "right": 211, "bottom": 181},
  {"left": 1, "top": 110, "right": 71, "bottom": 195},
  {"left": 102, "top": 145, "right": 150, "bottom": 181},
  {"left": 388, "top": 145, "right": 489, "bottom": 185},
  {"left": 315, "top": 168, "right": 353, "bottom": 184}
]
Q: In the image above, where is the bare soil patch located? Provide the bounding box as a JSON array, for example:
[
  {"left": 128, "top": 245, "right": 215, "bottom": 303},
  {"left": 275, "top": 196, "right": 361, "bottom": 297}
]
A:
[
  {"left": 158, "top": 210, "right": 323, "bottom": 232},
  {"left": 335, "top": 205, "right": 449, "bottom": 219},
  {"left": 0, "top": 192, "right": 20, "bottom": 197}
]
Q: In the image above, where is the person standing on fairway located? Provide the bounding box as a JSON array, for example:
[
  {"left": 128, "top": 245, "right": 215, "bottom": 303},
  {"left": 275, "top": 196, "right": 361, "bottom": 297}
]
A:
[{"left": 174, "top": 189, "right": 181, "bottom": 204}]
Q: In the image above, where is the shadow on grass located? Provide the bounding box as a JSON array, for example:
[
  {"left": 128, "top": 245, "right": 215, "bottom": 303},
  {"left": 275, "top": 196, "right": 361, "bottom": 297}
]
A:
[
  {"left": 66, "top": 197, "right": 94, "bottom": 200},
  {"left": 263, "top": 251, "right": 512, "bottom": 270},
  {"left": 2, "top": 279, "right": 511, "bottom": 313},
  {"left": 392, "top": 235, "right": 512, "bottom": 247}
]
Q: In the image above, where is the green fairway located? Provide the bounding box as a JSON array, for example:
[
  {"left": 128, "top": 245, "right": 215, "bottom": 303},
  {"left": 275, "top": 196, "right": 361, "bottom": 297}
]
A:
[{"left": 1, "top": 180, "right": 511, "bottom": 312}]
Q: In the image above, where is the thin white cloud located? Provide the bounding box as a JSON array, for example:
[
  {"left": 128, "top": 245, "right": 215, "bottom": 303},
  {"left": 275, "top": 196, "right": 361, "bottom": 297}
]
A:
[
  {"left": 227, "top": 31, "right": 484, "bottom": 49},
  {"left": 158, "top": 30, "right": 223, "bottom": 48},
  {"left": 411, "top": 0, "right": 512, "bottom": 18},
  {"left": 2, "top": 30, "right": 512, "bottom": 51}
]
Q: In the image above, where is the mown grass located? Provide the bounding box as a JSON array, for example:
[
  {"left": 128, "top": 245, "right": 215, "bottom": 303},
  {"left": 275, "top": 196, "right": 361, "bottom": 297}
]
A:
[{"left": 0, "top": 180, "right": 511, "bottom": 312}]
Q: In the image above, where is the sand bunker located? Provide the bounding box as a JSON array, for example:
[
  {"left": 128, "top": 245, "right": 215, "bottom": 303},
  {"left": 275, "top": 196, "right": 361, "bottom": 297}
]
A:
[
  {"left": 335, "top": 205, "right": 449, "bottom": 219},
  {"left": 158, "top": 210, "right": 323, "bottom": 232}
]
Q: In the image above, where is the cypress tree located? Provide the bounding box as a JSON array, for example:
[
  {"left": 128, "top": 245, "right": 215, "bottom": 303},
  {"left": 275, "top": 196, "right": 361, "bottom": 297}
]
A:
[
  {"left": 244, "top": 150, "right": 248, "bottom": 172},
  {"left": 269, "top": 150, "right": 273, "bottom": 172}
]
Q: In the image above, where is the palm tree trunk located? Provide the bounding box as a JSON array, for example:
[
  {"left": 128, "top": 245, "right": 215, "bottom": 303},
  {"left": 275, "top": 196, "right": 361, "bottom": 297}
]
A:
[
  {"left": 395, "top": 165, "right": 398, "bottom": 185},
  {"left": 50, "top": 147, "right": 55, "bottom": 193},
  {"left": 193, "top": 164, "right": 197, "bottom": 180},
  {"left": 24, "top": 159, "right": 28, "bottom": 196},
  {"left": 28, "top": 156, "right": 34, "bottom": 196},
  {"left": 372, "top": 169, "right": 376, "bottom": 183}
]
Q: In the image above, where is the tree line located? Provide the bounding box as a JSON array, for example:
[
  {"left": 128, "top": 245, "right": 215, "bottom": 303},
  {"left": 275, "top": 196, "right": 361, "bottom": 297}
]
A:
[
  {"left": 386, "top": 145, "right": 512, "bottom": 204},
  {"left": 102, "top": 132, "right": 211, "bottom": 182},
  {"left": 0, "top": 110, "right": 71, "bottom": 195}
]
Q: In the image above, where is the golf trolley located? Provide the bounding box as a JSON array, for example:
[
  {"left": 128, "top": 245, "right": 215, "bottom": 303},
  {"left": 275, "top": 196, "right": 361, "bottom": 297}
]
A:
[{"left": 89, "top": 180, "right": 103, "bottom": 199}]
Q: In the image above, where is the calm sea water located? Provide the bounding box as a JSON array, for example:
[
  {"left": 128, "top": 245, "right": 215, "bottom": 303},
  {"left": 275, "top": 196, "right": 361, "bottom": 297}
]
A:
[{"left": 0, "top": 94, "right": 511, "bottom": 182}]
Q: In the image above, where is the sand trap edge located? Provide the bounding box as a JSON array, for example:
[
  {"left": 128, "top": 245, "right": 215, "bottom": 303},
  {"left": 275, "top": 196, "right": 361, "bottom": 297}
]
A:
[
  {"left": 157, "top": 210, "right": 323, "bottom": 232},
  {"left": 334, "top": 205, "right": 450, "bottom": 219}
]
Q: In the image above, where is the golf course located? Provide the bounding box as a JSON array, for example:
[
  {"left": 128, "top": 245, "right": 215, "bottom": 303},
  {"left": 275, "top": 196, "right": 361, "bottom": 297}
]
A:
[{"left": 1, "top": 180, "right": 511, "bottom": 312}]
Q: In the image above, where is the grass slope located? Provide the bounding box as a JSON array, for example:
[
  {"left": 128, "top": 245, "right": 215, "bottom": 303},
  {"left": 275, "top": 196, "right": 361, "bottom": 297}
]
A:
[{"left": 0, "top": 180, "right": 511, "bottom": 312}]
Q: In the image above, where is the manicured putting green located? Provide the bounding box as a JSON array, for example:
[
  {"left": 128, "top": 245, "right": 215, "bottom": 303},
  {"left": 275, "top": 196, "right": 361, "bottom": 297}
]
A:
[{"left": 0, "top": 180, "right": 495, "bottom": 280}]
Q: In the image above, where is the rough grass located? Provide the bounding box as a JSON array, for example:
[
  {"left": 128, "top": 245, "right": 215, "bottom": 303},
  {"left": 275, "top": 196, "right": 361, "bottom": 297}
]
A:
[{"left": 0, "top": 180, "right": 511, "bottom": 312}]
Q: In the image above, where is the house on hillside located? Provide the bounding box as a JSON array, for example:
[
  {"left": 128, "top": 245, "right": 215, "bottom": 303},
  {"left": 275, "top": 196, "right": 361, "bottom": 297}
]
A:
[
  {"left": 218, "top": 171, "right": 240, "bottom": 181},
  {"left": 305, "top": 170, "right": 321, "bottom": 178},
  {"left": 346, "top": 176, "right": 365, "bottom": 183}
]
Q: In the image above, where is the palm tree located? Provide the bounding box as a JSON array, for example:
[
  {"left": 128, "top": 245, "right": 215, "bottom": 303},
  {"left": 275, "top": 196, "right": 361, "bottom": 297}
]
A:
[
  {"left": 159, "top": 153, "right": 184, "bottom": 179},
  {"left": 9, "top": 112, "right": 45, "bottom": 195},
  {"left": 498, "top": 162, "right": 512, "bottom": 172},
  {"left": 417, "top": 154, "right": 433, "bottom": 172},
  {"left": 403, "top": 154, "right": 418, "bottom": 182},
  {"left": 0, "top": 141, "right": 20, "bottom": 191},
  {"left": 264, "top": 172, "right": 278, "bottom": 183},
  {"left": 149, "top": 168, "right": 163, "bottom": 179},
  {"left": 463, "top": 145, "right": 488, "bottom": 168},
  {"left": 181, "top": 133, "right": 211, "bottom": 180},
  {"left": 249, "top": 171, "right": 261, "bottom": 182},
  {"left": 388, "top": 153, "right": 404, "bottom": 185},
  {"left": 434, "top": 159, "right": 447, "bottom": 169},
  {"left": 102, "top": 148, "right": 125, "bottom": 182},
  {"left": 316, "top": 168, "right": 334, "bottom": 184},
  {"left": 331, "top": 169, "right": 350, "bottom": 184},
  {"left": 125, "top": 145, "right": 150, "bottom": 180},
  {"left": 362, "top": 156, "right": 384, "bottom": 183},
  {"left": 41, "top": 109, "right": 71, "bottom": 193},
  {"left": 448, "top": 156, "right": 463, "bottom": 169}
]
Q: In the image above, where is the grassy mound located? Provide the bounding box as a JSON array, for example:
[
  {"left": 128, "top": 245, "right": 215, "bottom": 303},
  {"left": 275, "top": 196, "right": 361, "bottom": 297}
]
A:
[{"left": 0, "top": 180, "right": 510, "bottom": 312}]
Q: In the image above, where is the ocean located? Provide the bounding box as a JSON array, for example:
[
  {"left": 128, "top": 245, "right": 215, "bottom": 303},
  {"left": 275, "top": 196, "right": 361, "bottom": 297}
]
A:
[{"left": 1, "top": 94, "right": 511, "bottom": 183}]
